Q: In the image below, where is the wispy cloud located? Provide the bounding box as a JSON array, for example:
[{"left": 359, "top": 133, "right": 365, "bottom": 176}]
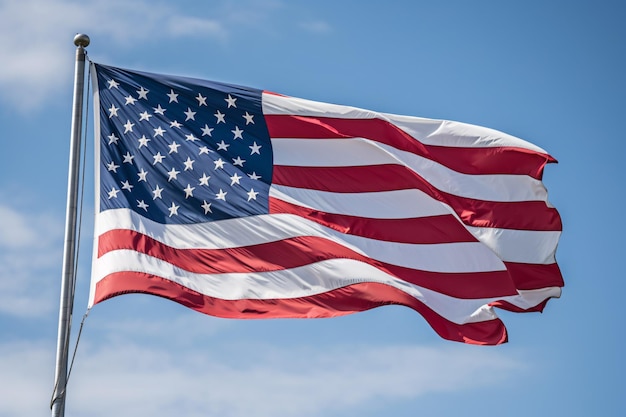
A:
[
  {"left": 300, "top": 20, "right": 333, "bottom": 35},
  {"left": 0, "top": 334, "right": 522, "bottom": 417},
  {"left": 166, "top": 15, "right": 225, "bottom": 38},
  {"left": 0, "top": 341, "right": 56, "bottom": 417},
  {"left": 0, "top": 202, "right": 63, "bottom": 317},
  {"left": 0, "top": 0, "right": 246, "bottom": 109}
]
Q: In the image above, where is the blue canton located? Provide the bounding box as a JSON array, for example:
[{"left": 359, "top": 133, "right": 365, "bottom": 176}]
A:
[{"left": 94, "top": 63, "right": 272, "bottom": 224}]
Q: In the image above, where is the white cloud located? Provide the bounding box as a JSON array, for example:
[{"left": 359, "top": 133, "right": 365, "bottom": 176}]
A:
[
  {"left": 0, "top": 341, "right": 56, "bottom": 417},
  {"left": 0, "top": 203, "right": 64, "bottom": 317},
  {"left": 0, "top": 205, "right": 42, "bottom": 248},
  {"left": 300, "top": 20, "right": 333, "bottom": 34},
  {"left": 0, "top": 0, "right": 227, "bottom": 109},
  {"left": 0, "top": 335, "right": 522, "bottom": 417},
  {"left": 166, "top": 15, "right": 226, "bottom": 38}
]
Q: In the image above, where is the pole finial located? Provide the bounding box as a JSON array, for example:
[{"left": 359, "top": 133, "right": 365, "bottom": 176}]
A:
[{"left": 73, "top": 33, "right": 90, "bottom": 48}]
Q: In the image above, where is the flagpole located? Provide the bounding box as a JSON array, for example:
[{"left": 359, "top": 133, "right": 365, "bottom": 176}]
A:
[{"left": 51, "top": 33, "right": 90, "bottom": 417}]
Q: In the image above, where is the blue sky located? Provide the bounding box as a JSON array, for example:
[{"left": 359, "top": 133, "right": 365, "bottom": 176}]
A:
[{"left": 0, "top": 0, "right": 624, "bottom": 416}]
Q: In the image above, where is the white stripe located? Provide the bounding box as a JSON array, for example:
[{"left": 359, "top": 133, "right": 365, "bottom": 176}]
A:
[
  {"left": 271, "top": 137, "right": 549, "bottom": 203},
  {"left": 272, "top": 137, "right": 393, "bottom": 166},
  {"left": 383, "top": 114, "right": 548, "bottom": 153},
  {"left": 465, "top": 226, "right": 560, "bottom": 264},
  {"left": 263, "top": 93, "right": 381, "bottom": 120},
  {"left": 508, "top": 287, "right": 562, "bottom": 310},
  {"left": 262, "top": 93, "right": 548, "bottom": 153},
  {"left": 269, "top": 184, "right": 453, "bottom": 219},
  {"left": 94, "top": 209, "right": 506, "bottom": 273},
  {"left": 93, "top": 251, "right": 504, "bottom": 324}
]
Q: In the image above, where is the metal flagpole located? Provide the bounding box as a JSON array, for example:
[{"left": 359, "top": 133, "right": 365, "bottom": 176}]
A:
[{"left": 51, "top": 33, "right": 90, "bottom": 417}]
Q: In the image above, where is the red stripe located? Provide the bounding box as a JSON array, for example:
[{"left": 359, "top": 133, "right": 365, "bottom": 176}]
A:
[
  {"left": 98, "top": 229, "right": 519, "bottom": 299},
  {"left": 503, "top": 262, "right": 564, "bottom": 290},
  {"left": 94, "top": 272, "right": 509, "bottom": 345},
  {"left": 265, "top": 114, "right": 555, "bottom": 179},
  {"left": 273, "top": 164, "right": 562, "bottom": 231},
  {"left": 263, "top": 90, "right": 284, "bottom": 97},
  {"left": 269, "top": 198, "right": 476, "bottom": 244}
]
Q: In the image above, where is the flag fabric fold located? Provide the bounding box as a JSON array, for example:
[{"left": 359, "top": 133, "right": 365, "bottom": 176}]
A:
[{"left": 89, "top": 62, "right": 563, "bottom": 345}]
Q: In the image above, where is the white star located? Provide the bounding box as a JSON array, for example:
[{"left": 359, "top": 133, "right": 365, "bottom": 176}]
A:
[
  {"left": 231, "top": 126, "right": 244, "bottom": 140},
  {"left": 184, "top": 157, "right": 195, "bottom": 171},
  {"left": 214, "top": 158, "right": 225, "bottom": 169},
  {"left": 137, "top": 200, "right": 149, "bottom": 211},
  {"left": 198, "top": 173, "right": 210, "bottom": 186},
  {"left": 139, "top": 111, "right": 152, "bottom": 121},
  {"left": 137, "top": 168, "right": 148, "bottom": 182},
  {"left": 121, "top": 180, "right": 133, "bottom": 191},
  {"left": 232, "top": 156, "right": 245, "bottom": 167},
  {"left": 108, "top": 134, "right": 119, "bottom": 145},
  {"left": 137, "top": 86, "right": 149, "bottom": 99},
  {"left": 153, "top": 104, "right": 166, "bottom": 115},
  {"left": 167, "top": 89, "right": 179, "bottom": 103},
  {"left": 230, "top": 173, "right": 242, "bottom": 185},
  {"left": 214, "top": 110, "right": 226, "bottom": 124},
  {"left": 138, "top": 135, "right": 150, "bottom": 148},
  {"left": 249, "top": 142, "right": 262, "bottom": 155},
  {"left": 248, "top": 172, "right": 261, "bottom": 180},
  {"left": 216, "top": 189, "right": 227, "bottom": 200},
  {"left": 170, "top": 120, "right": 182, "bottom": 129},
  {"left": 185, "top": 134, "right": 198, "bottom": 142},
  {"left": 152, "top": 185, "right": 164, "bottom": 199},
  {"left": 108, "top": 104, "right": 119, "bottom": 118},
  {"left": 123, "top": 120, "right": 135, "bottom": 133},
  {"left": 201, "top": 200, "right": 212, "bottom": 214},
  {"left": 247, "top": 188, "right": 259, "bottom": 201},
  {"left": 125, "top": 95, "right": 137, "bottom": 105},
  {"left": 106, "top": 161, "right": 120, "bottom": 172},
  {"left": 137, "top": 87, "right": 150, "bottom": 100},
  {"left": 201, "top": 124, "right": 214, "bottom": 136},
  {"left": 243, "top": 112, "right": 255, "bottom": 125},
  {"left": 225, "top": 94, "right": 237, "bottom": 108},
  {"left": 168, "top": 141, "right": 180, "bottom": 154},
  {"left": 184, "top": 108, "right": 196, "bottom": 121},
  {"left": 152, "top": 152, "right": 165, "bottom": 165},
  {"left": 216, "top": 140, "right": 229, "bottom": 151},
  {"left": 167, "top": 167, "right": 180, "bottom": 181},
  {"left": 168, "top": 202, "right": 180, "bottom": 217},
  {"left": 184, "top": 184, "right": 195, "bottom": 198},
  {"left": 196, "top": 93, "right": 207, "bottom": 106},
  {"left": 153, "top": 126, "right": 166, "bottom": 137},
  {"left": 122, "top": 152, "right": 135, "bottom": 164},
  {"left": 198, "top": 146, "right": 211, "bottom": 155},
  {"left": 107, "top": 187, "right": 120, "bottom": 199},
  {"left": 107, "top": 79, "right": 120, "bottom": 89}
]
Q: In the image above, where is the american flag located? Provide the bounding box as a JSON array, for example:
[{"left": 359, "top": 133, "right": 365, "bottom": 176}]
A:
[{"left": 89, "top": 63, "right": 563, "bottom": 345}]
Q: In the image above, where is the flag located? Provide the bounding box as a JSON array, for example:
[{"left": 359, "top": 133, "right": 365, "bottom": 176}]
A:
[{"left": 89, "top": 62, "right": 563, "bottom": 345}]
